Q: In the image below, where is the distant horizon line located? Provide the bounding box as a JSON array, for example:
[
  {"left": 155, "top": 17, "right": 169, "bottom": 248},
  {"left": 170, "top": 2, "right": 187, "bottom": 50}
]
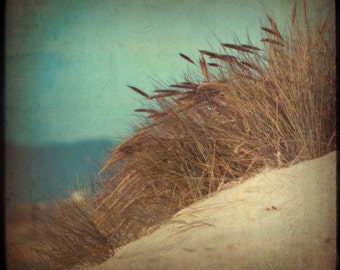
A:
[{"left": 5, "top": 137, "right": 121, "bottom": 147}]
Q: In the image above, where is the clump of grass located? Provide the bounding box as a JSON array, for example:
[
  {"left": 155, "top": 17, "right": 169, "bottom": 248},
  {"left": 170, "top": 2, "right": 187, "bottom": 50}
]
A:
[
  {"left": 32, "top": 1, "right": 335, "bottom": 269},
  {"left": 36, "top": 196, "right": 115, "bottom": 269}
]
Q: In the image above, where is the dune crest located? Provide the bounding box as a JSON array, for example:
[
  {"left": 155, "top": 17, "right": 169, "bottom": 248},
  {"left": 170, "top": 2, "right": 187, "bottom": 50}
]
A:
[{"left": 85, "top": 151, "right": 336, "bottom": 270}]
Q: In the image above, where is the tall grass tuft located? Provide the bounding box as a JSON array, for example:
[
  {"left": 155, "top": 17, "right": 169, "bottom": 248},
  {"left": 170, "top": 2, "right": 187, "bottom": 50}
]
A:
[{"left": 28, "top": 2, "right": 335, "bottom": 269}]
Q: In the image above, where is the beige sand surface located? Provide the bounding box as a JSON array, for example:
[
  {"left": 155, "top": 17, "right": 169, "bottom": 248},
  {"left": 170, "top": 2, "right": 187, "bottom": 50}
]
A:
[{"left": 86, "top": 152, "right": 336, "bottom": 270}]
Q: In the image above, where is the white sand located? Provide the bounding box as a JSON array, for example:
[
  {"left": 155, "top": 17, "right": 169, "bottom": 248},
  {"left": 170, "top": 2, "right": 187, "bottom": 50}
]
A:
[{"left": 86, "top": 152, "right": 336, "bottom": 270}]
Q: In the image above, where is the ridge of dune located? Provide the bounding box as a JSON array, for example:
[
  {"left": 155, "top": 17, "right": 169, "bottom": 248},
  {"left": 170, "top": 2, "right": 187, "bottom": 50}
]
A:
[{"left": 84, "top": 151, "right": 336, "bottom": 270}]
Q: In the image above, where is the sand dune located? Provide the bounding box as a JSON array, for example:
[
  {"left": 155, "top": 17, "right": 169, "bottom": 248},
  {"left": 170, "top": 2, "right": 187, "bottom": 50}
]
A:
[{"left": 85, "top": 152, "right": 336, "bottom": 270}]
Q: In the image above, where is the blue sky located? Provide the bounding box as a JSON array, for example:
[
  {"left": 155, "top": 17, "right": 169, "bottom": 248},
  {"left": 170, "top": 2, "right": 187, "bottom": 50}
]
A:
[{"left": 5, "top": 0, "right": 332, "bottom": 145}]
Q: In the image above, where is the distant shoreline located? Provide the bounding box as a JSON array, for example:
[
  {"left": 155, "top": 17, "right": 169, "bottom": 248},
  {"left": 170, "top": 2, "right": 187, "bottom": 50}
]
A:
[{"left": 5, "top": 139, "right": 118, "bottom": 203}]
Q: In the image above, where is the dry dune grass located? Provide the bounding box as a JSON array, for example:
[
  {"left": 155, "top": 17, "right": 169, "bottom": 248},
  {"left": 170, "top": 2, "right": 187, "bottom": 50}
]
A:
[{"left": 6, "top": 1, "right": 335, "bottom": 269}]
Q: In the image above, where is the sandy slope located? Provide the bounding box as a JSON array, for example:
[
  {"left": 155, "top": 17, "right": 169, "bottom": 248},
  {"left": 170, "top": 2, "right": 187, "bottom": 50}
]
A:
[{"left": 86, "top": 152, "right": 336, "bottom": 270}]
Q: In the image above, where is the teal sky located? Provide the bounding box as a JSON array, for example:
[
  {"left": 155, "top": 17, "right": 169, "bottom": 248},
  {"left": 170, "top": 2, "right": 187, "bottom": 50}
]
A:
[{"left": 5, "top": 0, "right": 333, "bottom": 145}]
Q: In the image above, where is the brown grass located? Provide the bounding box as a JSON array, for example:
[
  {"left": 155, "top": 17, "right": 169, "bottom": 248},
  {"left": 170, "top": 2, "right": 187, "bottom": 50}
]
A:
[{"left": 9, "top": 1, "right": 335, "bottom": 269}]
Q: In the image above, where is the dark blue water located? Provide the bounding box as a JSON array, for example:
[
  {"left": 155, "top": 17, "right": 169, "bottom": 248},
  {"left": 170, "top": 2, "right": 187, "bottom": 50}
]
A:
[{"left": 5, "top": 139, "right": 117, "bottom": 203}]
